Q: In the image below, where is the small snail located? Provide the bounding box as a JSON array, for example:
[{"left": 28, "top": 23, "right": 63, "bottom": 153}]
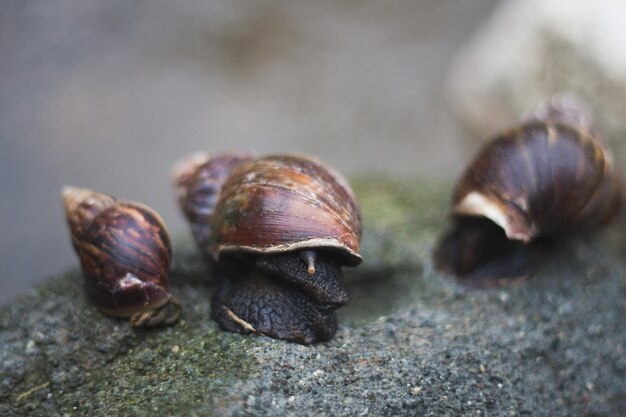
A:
[
  {"left": 174, "top": 153, "right": 362, "bottom": 344},
  {"left": 62, "top": 186, "right": 181, "bottom": 327},
  {"left": 435, "top": 96, "right": 623, "bottom": 287}
]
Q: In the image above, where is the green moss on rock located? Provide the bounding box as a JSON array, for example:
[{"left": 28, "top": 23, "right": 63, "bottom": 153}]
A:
[{"left": 1, "top": 178, "right": 625, "bottom": 417}]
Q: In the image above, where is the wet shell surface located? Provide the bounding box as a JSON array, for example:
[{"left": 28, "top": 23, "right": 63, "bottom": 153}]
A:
[
  {"left": 435, "top": 97, "right": 623, "bottom": 287},
  {"left": 173, "top": 152, "right": 253, "bottom": 257},
  {"left": 173, "top": 152, "right": 363, "bottom": 344},
  {"left": 210, "top": 154, "right": 362, "bottom": 265},
  {"left": 62, "top": 186, "right": 180, "bottom": 327}
]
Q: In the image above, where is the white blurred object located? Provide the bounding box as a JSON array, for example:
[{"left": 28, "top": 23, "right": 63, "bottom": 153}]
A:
[{"left": 447, "top": 0, "right": 626, "bottom": 145}]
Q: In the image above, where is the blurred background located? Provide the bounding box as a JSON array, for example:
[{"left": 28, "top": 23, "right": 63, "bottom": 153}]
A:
[
  {"left": 4, "top": 0, "right": 626, "bottom": 305},
  {"left": 0, "top": 0, "right": 498, "bottom": 304}
]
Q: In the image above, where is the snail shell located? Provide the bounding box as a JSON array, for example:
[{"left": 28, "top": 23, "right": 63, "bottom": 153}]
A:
[
  {"left": 62, "top": 186, "right": 181, "bottom": 327},
  {"left": 173, "top": 152, "right": 253, "bottom": 258},
  {"left": 435, "top": 97, "right": 623, "bottom": 286},
  {"left": 210, "top": 154, "right": 362, "bottom": 264},
  {"left": 174, "top": 153, "right": 362, "bottom": 344}
]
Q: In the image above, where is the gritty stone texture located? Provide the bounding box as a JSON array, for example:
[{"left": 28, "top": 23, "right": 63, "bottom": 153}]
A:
[{"left": 1, "top": 179, "right": 625, "bottom": 416}]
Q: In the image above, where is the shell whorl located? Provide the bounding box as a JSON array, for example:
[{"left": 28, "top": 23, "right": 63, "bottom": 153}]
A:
[
  {"left": 173, "top": 153, "right": 253, "bottom": 256},
  {"left": 172, "top": 152, "right": 212, "bottom": 210},
  {"left": 62, "top": 186, "right": 117, "bottom": 250},
  {"left": 452, "top": 99, "right": 622, "bottom": 242},
  {"left": 210, "top": 154, "right": 363, "bottom": 265},
  {"left": 174, "top": 153, "right": 362, "bottom": 265},
  {"left": 62, "top": 186, "right": 175, "bottom": 320},
  {"left": 522, "top": 94, "right": 593, "bottom": 131}
]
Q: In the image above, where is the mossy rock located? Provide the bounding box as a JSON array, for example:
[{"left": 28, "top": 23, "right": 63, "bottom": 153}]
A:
[{"left": 1, "top": 179, "right": 625, "bottom": 416}]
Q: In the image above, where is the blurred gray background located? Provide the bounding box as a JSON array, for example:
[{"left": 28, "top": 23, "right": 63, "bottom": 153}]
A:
[{"left": 0, "top": 0, "right": 498, "bottom": 305}]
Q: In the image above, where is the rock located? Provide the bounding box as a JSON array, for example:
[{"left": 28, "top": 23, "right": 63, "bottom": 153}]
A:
[
  {"left": 446, "top": 0, "right": 626, "bottom": 162},
  {"left": 1, "top": 179, "right": 626, "bottom": 416}
]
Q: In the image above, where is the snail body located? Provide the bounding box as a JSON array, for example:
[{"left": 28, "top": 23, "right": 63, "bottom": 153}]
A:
[
  {"left": 175, "top": 153, "right": 362, "bottom": 344},
  {"left": 62, "top": 186, "right": 181, "bottom": 327},
  {"left": 435, "top": 97, "right": 623, "bottom": 286}
]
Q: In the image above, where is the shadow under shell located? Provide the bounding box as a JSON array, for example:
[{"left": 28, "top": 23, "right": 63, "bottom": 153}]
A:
[{"left": 434, "top": 216, "right": 542, "bottom": 288}]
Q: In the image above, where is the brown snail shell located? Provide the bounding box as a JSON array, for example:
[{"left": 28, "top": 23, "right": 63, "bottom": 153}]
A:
[
  {"left": 62, "top": 186, "right": 181, "bottom": 327},
  {"left": 174, "top": 153, "right": 362, "bottom": 344},
  {"left": 210, "top": 154, "right": 362, "bottom": 264},
  {"left": 435, "top": 96, "right": 623, "bottom": 287},
  {"left": 173, "top": 152, "right": 253, "bottom": 259}
]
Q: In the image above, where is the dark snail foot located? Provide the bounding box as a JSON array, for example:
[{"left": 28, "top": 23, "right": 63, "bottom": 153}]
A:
[
  {"left": 434, "top": 217, "right": 540, "bottom": 288},
  {"left": 211, "top": 271, "right": 339, "bottom": 344},
  {"left": 130, "top": 297, "right": 182, "bottom": 328}
]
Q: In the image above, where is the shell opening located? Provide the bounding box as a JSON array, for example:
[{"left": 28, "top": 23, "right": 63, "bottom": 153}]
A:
[{"left": 454, "top": 191, "right": 533, "bottom": 243}]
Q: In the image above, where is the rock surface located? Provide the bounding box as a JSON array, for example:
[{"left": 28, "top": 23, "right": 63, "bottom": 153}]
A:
[
  {"left": 1, "top": 179, "right": 626, "bottom": 416},
  {"left": 446, "top": 0, "right": 626, "bottom": 162}
]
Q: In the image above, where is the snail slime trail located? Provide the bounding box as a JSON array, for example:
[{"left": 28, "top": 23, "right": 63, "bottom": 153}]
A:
[
  {"left": 174, "top": 153, "right": 362, "bottom": 344},
  {"left": 435, "top": 96, "right": 623, "bottom": 288}
]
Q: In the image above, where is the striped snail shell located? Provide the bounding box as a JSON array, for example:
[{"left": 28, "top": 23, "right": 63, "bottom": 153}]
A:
[
  {"left": 174, "top": 153, "right": 362, "bottom": 344},
  {"left": 62, "top": 186, "right": 181, "bottom": 327},
  {"left": 435, "top": 96, "right": 623, "bottom": 287},
  {"left": 173, "top": 152, "right": 253, "bottom": 259}
]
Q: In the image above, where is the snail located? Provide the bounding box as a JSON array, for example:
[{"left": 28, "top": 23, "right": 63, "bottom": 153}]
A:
[
  {"left": 435, "top": 96, "right": 623, "bottom": 287},
  {"left": 174, "top": 153, "right": 362, "bottom": 344},
  {"left": 62, "top": 186, "right": 181, "bottom": 327}
]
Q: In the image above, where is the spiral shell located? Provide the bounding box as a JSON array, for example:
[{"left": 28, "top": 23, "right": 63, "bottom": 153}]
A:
[
  {"left": 62, "top": 186, "right": 180, "bottom": 327},
  {"left": 210, "top": 154, "right": 362, "bottom": 265},
  {"left": 435, "top": 97, "right": 623, "bottom": 286},
  {"left": 173, "top": 153, "right": 362, "bottom": 344},
  {"left": 453, "top": 101, "right": 621, "bottom": 242},
  {"left": 173, "top": 152, "right": 253, "bottom": 258}
]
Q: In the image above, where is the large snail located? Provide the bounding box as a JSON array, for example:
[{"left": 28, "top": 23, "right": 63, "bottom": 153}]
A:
[
  {"left": 174, "top": 153, "right": 362, "bottom": 344},
  {"left": 62, "top": 186, "right": 181, "bottom": 327},
  {"left": 435, "top": 97, "right": 623, "bottom": 287}
]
